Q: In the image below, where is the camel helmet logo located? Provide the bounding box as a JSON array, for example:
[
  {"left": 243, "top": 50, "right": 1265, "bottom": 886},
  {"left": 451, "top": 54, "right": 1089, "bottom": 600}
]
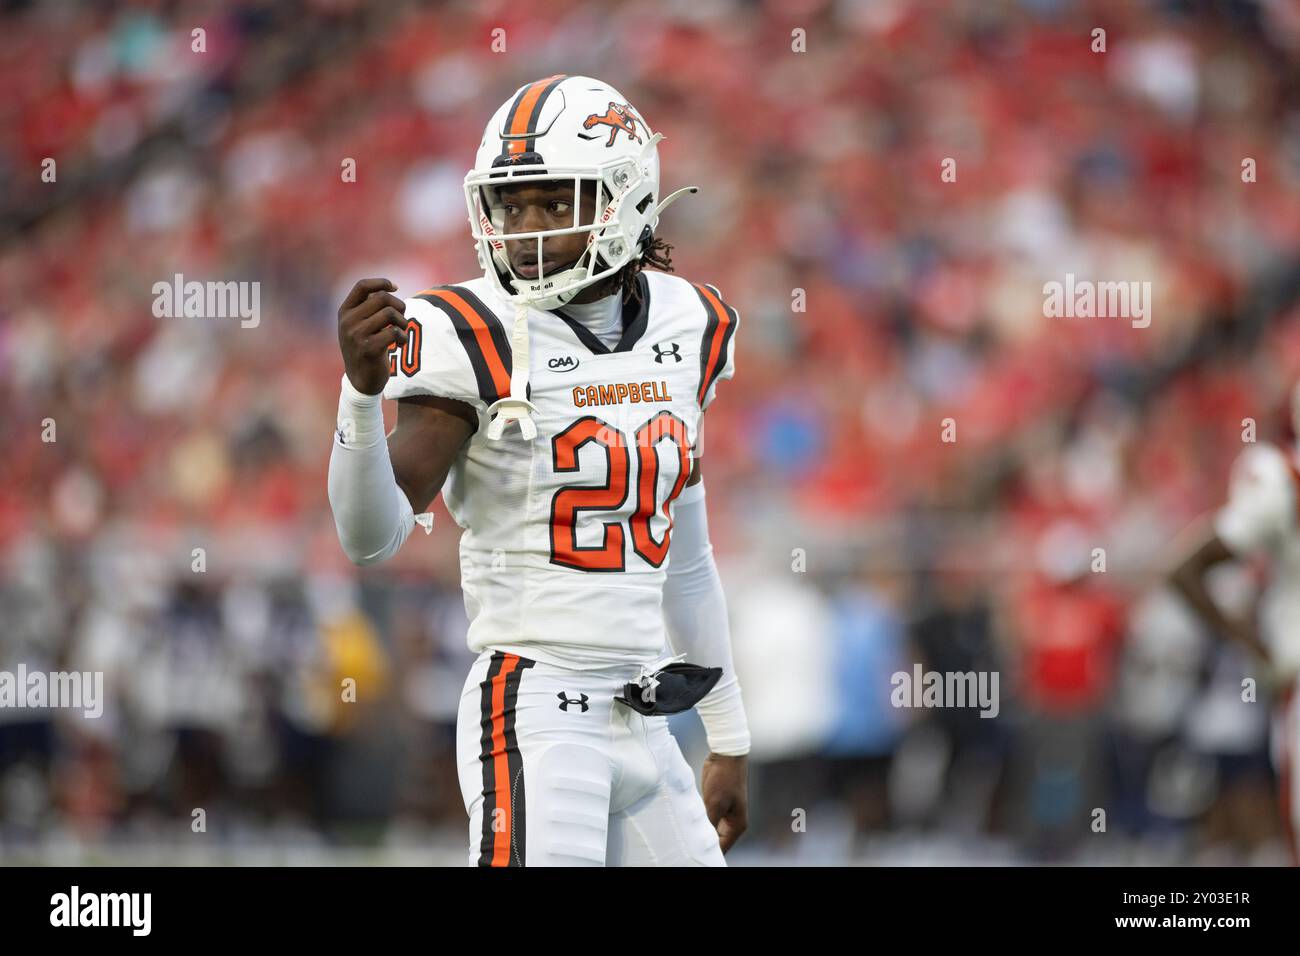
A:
[{"left": 582, "top": 101, "right": 644, "bottom": 147}]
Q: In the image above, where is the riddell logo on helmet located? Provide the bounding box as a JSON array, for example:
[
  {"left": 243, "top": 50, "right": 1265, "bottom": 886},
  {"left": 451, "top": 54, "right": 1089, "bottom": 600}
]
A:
[
  {"left": 479, "top": 213, "right": 504, "bottom": 251},
  {"left": 585, "top": 204, "right": 618, "bottom": 247},
  {"left": 582, "top": 102, "right": 644, "bottom": 147}
]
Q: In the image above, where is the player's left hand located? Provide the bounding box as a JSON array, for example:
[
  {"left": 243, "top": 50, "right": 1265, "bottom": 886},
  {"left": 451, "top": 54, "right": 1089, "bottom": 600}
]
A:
[{"left": 701, "top": 753, "right": 748, "bottom": 853}]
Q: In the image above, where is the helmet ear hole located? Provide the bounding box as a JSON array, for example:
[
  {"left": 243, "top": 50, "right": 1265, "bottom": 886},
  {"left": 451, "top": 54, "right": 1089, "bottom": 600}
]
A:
[{"left": 636, "top": 193, "right": 653, "bottom": 214}]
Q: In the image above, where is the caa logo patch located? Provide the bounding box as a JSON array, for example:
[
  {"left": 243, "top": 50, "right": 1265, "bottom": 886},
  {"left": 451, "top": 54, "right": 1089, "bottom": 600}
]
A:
[{"left": 548, "top": 354, "right": 581, "bottom": 372}]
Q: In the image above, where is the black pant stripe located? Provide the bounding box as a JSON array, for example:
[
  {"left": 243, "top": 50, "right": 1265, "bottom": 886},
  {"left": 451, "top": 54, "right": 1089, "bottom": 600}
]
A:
[
  {"left": 476, "top": 652, "right": 536, "bottom": 867},
  {"left": 502, "top": 656, "right": 534, "bottom": 865},
  {"left": 476, "top": 651, "right": 507, "bottom": 866}
]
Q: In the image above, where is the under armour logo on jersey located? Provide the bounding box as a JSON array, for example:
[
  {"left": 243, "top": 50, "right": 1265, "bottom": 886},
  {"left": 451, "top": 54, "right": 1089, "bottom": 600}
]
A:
[
  {"left": 557, "top": 692, "right": 589, "bottom": 713},
  {"left": 653, "top": 342, "right": 681, "bottom": 364}
]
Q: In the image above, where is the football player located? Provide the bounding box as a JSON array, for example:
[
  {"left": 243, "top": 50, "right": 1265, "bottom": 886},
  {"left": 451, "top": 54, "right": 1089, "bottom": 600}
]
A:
[
  {"left": 1169, "top": 383, "right": 1300, "bottom": 863},
  {"left": 327, "top": 76, "right": 749, "bottom": 866}
]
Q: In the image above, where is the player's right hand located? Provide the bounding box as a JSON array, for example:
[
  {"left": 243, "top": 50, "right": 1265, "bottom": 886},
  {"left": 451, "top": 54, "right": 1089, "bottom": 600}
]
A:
[{"left": 337, "top": 278, "right": 408, "bottom": 395}]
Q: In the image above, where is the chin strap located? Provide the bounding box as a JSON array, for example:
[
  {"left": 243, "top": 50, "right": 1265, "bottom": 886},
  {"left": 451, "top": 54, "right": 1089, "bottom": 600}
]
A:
[{"left": 485, "top": 298, "right": 539, "bottom": 441}]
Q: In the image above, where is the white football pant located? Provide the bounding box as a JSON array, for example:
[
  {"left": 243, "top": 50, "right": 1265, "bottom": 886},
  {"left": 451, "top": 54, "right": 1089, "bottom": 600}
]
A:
[{"left": 456, "top": 649, "right": 726, "bottom": 866}]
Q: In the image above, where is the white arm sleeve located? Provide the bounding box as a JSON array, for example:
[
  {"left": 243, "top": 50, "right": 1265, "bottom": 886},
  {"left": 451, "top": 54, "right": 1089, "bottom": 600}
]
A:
[
  {"left": 662, "top": 480, "right": 750, "bottom": 756},
  {"left": 327, "top": 373, "right": 432, "bottom": 566}
]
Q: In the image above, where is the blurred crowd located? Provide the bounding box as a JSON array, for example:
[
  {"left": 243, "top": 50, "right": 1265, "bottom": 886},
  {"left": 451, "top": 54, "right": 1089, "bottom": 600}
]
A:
[{"left": 3, "top": 0, "right": 1300, "bottom": 863}]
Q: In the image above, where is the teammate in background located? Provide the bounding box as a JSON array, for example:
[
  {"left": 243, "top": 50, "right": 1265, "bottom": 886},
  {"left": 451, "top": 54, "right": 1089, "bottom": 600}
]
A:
[
  {"left": 1169, "top": 384, "right": 1300, "bottom": 863},
  {"left": 327, "top": 76, "right": 748, "bottom": 866}
]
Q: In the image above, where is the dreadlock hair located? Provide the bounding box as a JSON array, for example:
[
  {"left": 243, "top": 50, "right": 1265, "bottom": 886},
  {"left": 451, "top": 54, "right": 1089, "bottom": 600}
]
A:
[{"left": 615, "top": 235, "right": 675, "bottom": 304}]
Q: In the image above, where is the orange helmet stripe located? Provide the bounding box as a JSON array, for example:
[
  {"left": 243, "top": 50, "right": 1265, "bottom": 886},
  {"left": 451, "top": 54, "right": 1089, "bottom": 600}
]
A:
[{"left": 502, "top": 74, "right": 567, "bottom": 156}]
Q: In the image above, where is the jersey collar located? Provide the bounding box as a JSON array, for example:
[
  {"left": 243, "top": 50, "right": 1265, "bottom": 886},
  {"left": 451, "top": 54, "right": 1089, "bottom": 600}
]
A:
[{"left": 550, "top": 272, "right": 650, "bottom": 355}]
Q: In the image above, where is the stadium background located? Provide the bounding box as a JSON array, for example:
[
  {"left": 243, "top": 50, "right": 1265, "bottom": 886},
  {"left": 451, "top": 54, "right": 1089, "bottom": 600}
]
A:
[{"left": 3, "top": 0, "right": 1300, "bottom": 864}]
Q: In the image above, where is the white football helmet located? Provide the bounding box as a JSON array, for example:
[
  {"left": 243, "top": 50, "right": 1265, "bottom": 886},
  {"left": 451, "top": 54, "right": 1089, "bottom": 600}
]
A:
[{"left": 463, "top": 75, "right": 697, "bottom": 311}]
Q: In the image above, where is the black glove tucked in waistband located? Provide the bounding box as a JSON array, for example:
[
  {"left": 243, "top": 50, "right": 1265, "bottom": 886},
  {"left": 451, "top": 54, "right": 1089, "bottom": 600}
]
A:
[{"left": 615, "top": 662, "right": 722, "bottom": 716}]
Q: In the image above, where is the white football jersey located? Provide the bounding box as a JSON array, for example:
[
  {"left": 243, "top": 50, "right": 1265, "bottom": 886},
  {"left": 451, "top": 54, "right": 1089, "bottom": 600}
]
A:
[
  {"left": 1214, "top": 442, "right": 1300, "bottom": 672},
  {"left": 382, "top": 270, "right": 738, "bottom": 670}
]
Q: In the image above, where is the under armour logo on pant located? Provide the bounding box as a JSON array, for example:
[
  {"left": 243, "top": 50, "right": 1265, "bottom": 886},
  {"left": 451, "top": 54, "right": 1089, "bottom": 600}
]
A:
[{"left": 557, "top": 692, "right": 589, "bottom": 713}]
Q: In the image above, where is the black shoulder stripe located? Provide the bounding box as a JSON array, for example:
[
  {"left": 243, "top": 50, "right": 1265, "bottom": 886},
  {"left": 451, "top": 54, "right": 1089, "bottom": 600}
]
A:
[
  {"left": 693, "top": 283, "right": 738, "bottom": 406},
  {"left": 415, "top": 286, "right": 514, "bottom": 405}
]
